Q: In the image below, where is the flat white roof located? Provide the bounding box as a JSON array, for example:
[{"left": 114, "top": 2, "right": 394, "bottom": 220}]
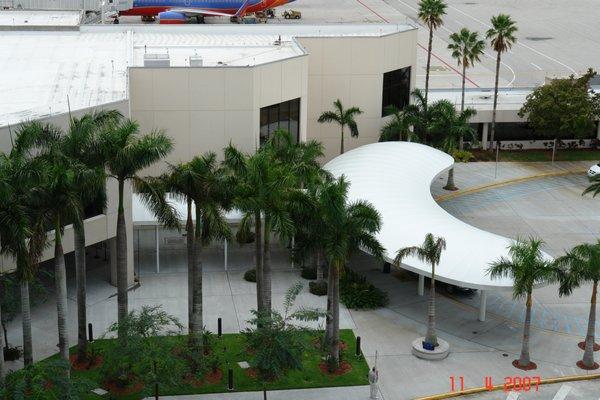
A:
[
  {"left": 0, "top": 10, "right": 81, "bottom": 26},
  {"left": 427, "top": 88, "right": 532, "bottom": 113},
  {"left": 324, "top": 142, "right": 530, "bottom": 290}
]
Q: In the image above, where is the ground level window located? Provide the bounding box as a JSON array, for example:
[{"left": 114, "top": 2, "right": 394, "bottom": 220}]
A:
[
  {"left": 382, "top": 66, "right": 411, "bottom": 117},
  {"left": 260, "top": 98, "right": 300, "bottom": 146}
]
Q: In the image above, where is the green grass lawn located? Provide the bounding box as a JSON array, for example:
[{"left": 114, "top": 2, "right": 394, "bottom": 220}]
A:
[
  {"left": 15, "top": 330, "right": 368, "bottom": 399},
  {"left": 472, "top": 149, "right": 600, "bottom": 162}
]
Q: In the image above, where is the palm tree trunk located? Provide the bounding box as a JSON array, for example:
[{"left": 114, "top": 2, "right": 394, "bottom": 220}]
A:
[
  {"left": 519, "top": 292, "right": 533, "bottom": 367},
  {"left": 329, "top": 260, "right": 341, "bottom": 368},
  {"left": 0, "top": 300, "right": 5, "bottom": 386},
  {"left": 325, "top": 260, "right": 334, "bottom": 346},
  {"left": 443, "top": 168, "right": 458, "bottom": 191},
  {"left": 316, "top": 249, "right": 323, "bottom": 282},
  {"left": 192, "top": 205, "right": 204, "bottom": 352},
  {"left": 340, "top": 126, "right": 345, "bottom": 155},
  {"left": 20, "top": 280, "right": 33, "bottom": 367},
  {"left": 582, "top": 281, "right": 598, "bottom": 368},
  {"left": 254, "top": 211, "right": 264, "bottom": 313},
  {"left": 74, "top": 222, "right": 88, "bottom": 362},
  {"left": 424, "top": 263, "right": 438, "bottom": 346},
  {"left": 262, "top": 214, "right": 272, "bottom": 313},
  {"left": 459, "top": 64, "right": 467, "bottom": 151},
  {"left": 490, "top": 52, "right": 501, "bottom": 149},
  {"left": 424, "top": 27, "right": 434, "bottom": 109},
  {"left": 54, "top": 221, "right": 70, "bottom": 373},
  {"left": 186, "top": 197, "right": 195, "bottom": 343},
  {"left": 116, "top": 178, "right": 129, "bottom": 337}
]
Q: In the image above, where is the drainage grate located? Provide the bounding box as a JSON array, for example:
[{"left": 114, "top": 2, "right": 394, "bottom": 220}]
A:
[{"left": 526, "top": 36, "right": 553, "bottom": 41}]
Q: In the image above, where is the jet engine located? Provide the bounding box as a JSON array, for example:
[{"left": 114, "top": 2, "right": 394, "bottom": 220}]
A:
[{"left": 158, "top": 11, "right": 187, "bottom": 24}]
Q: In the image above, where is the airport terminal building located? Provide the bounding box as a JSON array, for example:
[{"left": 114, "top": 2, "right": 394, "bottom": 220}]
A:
[{"left": 0, "top": 22, "right": 418, "bottom": 277}]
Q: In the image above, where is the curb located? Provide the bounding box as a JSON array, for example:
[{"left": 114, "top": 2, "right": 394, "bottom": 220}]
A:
[
  {"left": 414, "top": 372, "right": 600, "bottom": 400},
  {"left": 434, "top": 169, "right": 586, "bottom": 203}
]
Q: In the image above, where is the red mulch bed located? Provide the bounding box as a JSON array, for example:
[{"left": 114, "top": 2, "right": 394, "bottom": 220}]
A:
[
  {"left": 318, "top": 361, "right": 352, "bottom": 376},
  {"left": 245, "top": 367, "right": 259, "bottom": 379},
  {"left": 70, "top": 353, "right": 104, "bottom": 371},
  {"left": 512, "top": 360, "right": 538, "bottom": 371},
  {"left": 184, "top": 369, "right": 224, "bottom": 388},
  {"left": 578, "top": 341, "right": 600, "bottom": 351},
  {"left": 577, "top": 360, "right": 600, "bottom": 370},
  {"left": 103, "top": 376, "right": 145, "bottom": 396},
  {"left": 312, "top": 338, "right": 348, "bottom": 351}
]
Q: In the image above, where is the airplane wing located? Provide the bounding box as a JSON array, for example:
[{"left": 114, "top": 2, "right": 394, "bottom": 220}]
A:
[{"left": 167, "top": 7, "right": 237, "bottom": 17}]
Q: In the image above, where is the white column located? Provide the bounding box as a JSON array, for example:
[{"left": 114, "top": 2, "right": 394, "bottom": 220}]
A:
[
  {"left": 224, "top": 239, "right": 228, "bottom": 271},
  {"left": 418, "top": 274, "right": 425, "bottom": 296},
  {"left": 481, "top": 123, "right": 489, "bottom": 150},
  {"left": 155, "top": 225, "right": 160, "bottom": 274},
  {"left": 478, "top": 290, "right": 487, "bottom": 322},
  {"left": 596, "top": 121, "right": 600, "bottom": 139}
]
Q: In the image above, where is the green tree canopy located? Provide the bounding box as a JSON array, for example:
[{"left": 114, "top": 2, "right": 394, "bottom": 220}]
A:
[{"left": 518, "top": 69, "right": 600, "bottom": 139}]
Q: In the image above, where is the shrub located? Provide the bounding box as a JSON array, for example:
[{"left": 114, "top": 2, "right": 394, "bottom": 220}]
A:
[
  {"left": 3, "top": 346, "right": 22, "bottom": 361},
  {"left": 309, "top": 280, "right": 327, "bottom": 296},
  {"left": 236, "top": 229, "right": 255, "bottom": 245},
  {"left": 340, "top": 270, "right": 388, "bottom": 310},
  {"left": 244, "top": 269, "right": 256, "bottom": 282},
  {"left": 452, "top": 149, "right": 474, "bottom": 163},
  {"left": 301, "top": 266, "right": 317, "bottom": 280}
]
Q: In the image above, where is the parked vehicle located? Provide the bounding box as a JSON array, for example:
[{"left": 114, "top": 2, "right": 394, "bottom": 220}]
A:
[
  {"left": 283, "top": 9, "right": 301, "bottom": 19},
  {"left": 587, "top": 162, "right": 600, "bottom": 178}
]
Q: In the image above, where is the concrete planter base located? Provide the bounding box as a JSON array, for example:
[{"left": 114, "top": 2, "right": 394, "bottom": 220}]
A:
[{"left": 411, "top": 337, "right": 450, "bottom": 360}]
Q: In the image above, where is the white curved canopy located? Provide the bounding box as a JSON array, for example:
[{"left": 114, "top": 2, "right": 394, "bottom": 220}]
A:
[{"left": 324, "top": 142, "right": 516, "bottom": 290}]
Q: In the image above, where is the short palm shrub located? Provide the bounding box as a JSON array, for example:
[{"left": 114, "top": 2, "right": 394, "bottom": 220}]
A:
[
  {"left": 100, "top": 306, "right": 183, "bottom": 391},
  {"left": 309, "top": 280, "right": 328, "bottom": 296},
  {"left": 301, "top": 266, "right": 317, "bottom": 280},
  {"left": 244, "top": 269, "right": 256, "bottom": 282},
  {"left": 340, "top": 270, "right": 389, "bottom": 309},
  {"left": 243, "top": 283, "right": 325, "bottom": 380},
  {"left": 452, "top": 149, "right": 474, "bottom": 162}
]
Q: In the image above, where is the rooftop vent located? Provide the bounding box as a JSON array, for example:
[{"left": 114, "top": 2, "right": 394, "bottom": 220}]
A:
[
  {"left": 189, "top": 56, "right": 203, "bottom": 67},
  {"left": 144, "top": 53, "right": 170, "bottom": 67}
]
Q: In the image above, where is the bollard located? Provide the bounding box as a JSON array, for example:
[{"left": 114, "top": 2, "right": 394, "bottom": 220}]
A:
[
  {"left": 263, "top": 386, "right": 267, "bottom": 400},
  {"left": 153, "top": 360, "right": 159, "bottom": 400},
  {"left": 218, "top": 317, "right": 222, "bottom": 337},
  {"left": 227, "top": 368, "right": 234, "bottom": 391},
  {"left": 88, "top": 323, "right": 94, "bottom": 342},
  {"left": 356, "top": 336, "right": 361, "bottom": 357}
]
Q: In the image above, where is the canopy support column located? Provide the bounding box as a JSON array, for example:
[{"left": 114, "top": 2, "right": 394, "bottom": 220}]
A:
[
  {"left": 224, "top": 239, "right": 228, "bottom": 271},
  {"left": 155, "top": 225, "right": 160, "bottom": 274},
  {"left": 478, "top": 290, "right": 487, "bottom": 322},
  {"left": 418, "top": 274, "right": 424, "bottom": 296}
]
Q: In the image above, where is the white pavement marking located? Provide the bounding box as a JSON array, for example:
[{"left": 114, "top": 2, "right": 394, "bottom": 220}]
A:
[
  {"left": 552, "top": 385, "right": 572, "bottom": 400},
  {"left": 531, "top": 62, "right": 543, "bottom": 71},
  {"left": 506, "top": 392, "right": 520, "bottom": 400}
]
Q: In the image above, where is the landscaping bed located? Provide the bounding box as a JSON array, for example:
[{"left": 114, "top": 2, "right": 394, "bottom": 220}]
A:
[
  {"left": 13, "top": 330, "right": 368, "bottom": 399},
  {"left": 471, "top": 148, "right": 600, "bottom": 162}
]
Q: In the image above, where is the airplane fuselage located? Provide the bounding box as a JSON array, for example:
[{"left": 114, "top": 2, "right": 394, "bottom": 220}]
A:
[{"left": 119, "top": 0, "right": 292, "bottom": 17}]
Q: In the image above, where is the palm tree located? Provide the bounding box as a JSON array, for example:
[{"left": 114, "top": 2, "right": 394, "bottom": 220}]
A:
[
  {"left": 487, "top": 237, "right": 556, "bottom": 370},
  {"left": 99, "top": 119, "right": 174, "bottom": 334},
  {"left": 319, "top": 177, "right": 384, "bottom": 368},
  {"left": 394, "top": 233, "right": 446, "bottom": 346},
  {"left": 486, "top": 14, "right": 517, "bottom": 147},
  {"left": 318, "top": 100, "right": 362, "bottom": 155},
  {"left": 418, "top": 0, "right": 447, "bottom": 107},
  {"left": 584, "top": 176, "right": 600, "bottom": 198},
  {"left": 448, "top": 28, "right": 485, "bottom": 149},
  {"left": 555, "top": 241, "right": 600, "bottom": 370},
  {"left": 379, "top": 105, "right": 417, "bottom": 142},
  {"left": 428, "top": 100, "right": 477, "bottom": 190}
]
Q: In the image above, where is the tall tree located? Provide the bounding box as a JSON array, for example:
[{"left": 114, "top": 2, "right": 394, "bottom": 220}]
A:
[
  {"left": 318, "top": 99, "right": 362, "bottom": 155},
  {"left": 379, "top": 105, "right": 417, "bottom": 142},
  {"left": 319, "top": 177, "right": 384, "bottom": 368},
  {"left": 418, "top": 0, "right": 447, "bottom": 108},
  {"left": 487, "top": 237, "right": 556, "bottom": 369},
  {"left": 394, "top": 233, "right": 446, "bottom": 347},
  {"left": 486, "top": 14, "right": 517, "bottom": 147},
  {"left": 448, "top": 27, "right": 485, "bottom": 149},
  {"left": 555, "top": 241, "right": 600, "bottom": 370},
  {"left": 99, "top": 119, "right": 173, "bottom": 334}
]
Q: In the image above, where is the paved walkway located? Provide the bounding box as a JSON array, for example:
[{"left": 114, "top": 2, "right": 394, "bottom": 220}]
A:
[{"left": 145, "top": 386, "right": 372, "bottom": 400}]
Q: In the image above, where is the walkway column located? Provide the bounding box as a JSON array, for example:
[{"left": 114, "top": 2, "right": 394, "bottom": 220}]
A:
[
  {"left": 224, "top": 239, "right": 228, "bottom": 271},
  {"left": 478, "top": 290, "right": 487, "bottom": 322},
  {"left": 481, "top": 123, "right": 489, "bottom": 150},
  {"left": 596, "top": 121, "right": 600, "bottom": 139},
  {"left": 418, "top": 274, "right": 425, "bottom": 296},
  {"left": 155, "top": 225, "right": 160, "bottom": 274}
]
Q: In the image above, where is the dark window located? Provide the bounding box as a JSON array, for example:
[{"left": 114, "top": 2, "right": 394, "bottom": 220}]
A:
[
  {"left": 259, "top": 98, "right": 301, "bottom": 146},
  {"left": 382, "top": 66, "right": 411, "bottom": 117}
]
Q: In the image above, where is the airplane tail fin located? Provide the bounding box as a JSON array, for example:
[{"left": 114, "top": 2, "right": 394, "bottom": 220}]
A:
[{"left": 234, "top": 0, "right": 252, "bottom": 17}]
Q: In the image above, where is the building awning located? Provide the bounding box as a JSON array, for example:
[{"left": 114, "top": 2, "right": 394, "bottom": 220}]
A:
[{"left": 324, "top": 142, "right": 524, "bottom": 290}]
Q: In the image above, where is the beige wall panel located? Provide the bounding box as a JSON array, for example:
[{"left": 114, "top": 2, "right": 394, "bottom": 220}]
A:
[
  {"left": 259, "top": 62, "right": 283, "bottom": 107},
  {"left": 350, "top": 75, "right": 383, "bottom": 117},
  {"left": 224, "top": 69, "right": 254, "bottom": 110},
  {"left": 351, "top": 37, "right": 385, "bottom": 75},
  {"left": 306, "top": 119, "right": 322, "bottom": 142},
  {"left": 307, "top": 74, "right": 323, "bottom": 120},
  {"left": 224, "top": 110, "right": 255, "bottom": 154},
  {"left": 321, "top": 38, "right": 352, "bottom": 76},
  {"left": 129, "top": 69, "right": 155, "bottom": 111},
  {"left": 297, "top": 37, "right": 322, "bottom": 76},
  {"left": 189, "top": 110, "right": 226, "bottom": 155},
  {"left": 189, "top": 68, "right": 226, "bottom": 111},
  {"left": 152, "top": 110, "right": 191, "bottom": 172},
  {"left": 281, "top": 59, "right": 304, "bottom": 102},
  {"left": 354, "top": 117, "right": 383, "bottom": 140},
  {"left": 321, "top": 75, "right": 352, "bottom": 111},
  {"left": 84, "top": 215, "right": 110, "bottom": 246},
  {"left": 319, "top": 136, "right": 342, "bottom": 162},
  {"left": 131, "top": 110, "right": 155, "bottom": 135},
  {"left": 152, "top": 69, "right": 190, "bottom": 111}
]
